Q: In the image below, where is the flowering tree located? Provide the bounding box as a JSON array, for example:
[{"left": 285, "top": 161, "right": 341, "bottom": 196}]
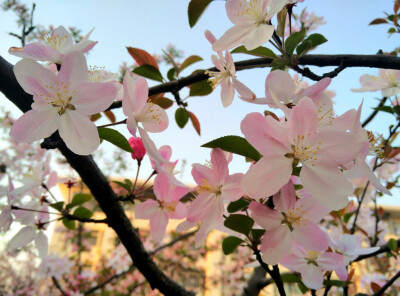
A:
[{"left": 1, "top": 0, "right": 400, "bottom": 295}]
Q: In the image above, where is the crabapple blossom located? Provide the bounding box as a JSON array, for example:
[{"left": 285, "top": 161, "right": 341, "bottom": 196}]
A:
[
  {"left": 37, "top": 254, "right": 74, "bottom": 279},
  {"left": 204, "top": 30, "right": 255, "bottom": 107},
  {"left": 8, "top": 225, "right": 48, "bottom": 258},
  {"left": 352, "top": 69, "right": 400, "bottom": 97},
  {"left": 10, "top": 51, "right": 119, "bottom": 155},
  {"left": 185, "top": 148, "right": 244, "bottom": 247},
  {"left": 0, "top": 176, "right": 16, "bottom": 232},
  {"left": 280, "top": 242, "right": 345, "bottom": 290},
  {"left": 134, "top": 172, "right": 188, "bottom": 242},
  {"left": 9, "top": 26, "right": 97, "bottom": 63},
  {"left": 212, "top": 0, "right": 289, "bottom": 51},
  {"left": 249, "top": 180, "right": 329, "bottom": 264},
  {"left": 241, "top": 97, "right": 364, "bottom": 210}
]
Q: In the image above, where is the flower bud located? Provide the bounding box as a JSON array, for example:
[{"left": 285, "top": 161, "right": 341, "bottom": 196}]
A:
[{"left": 129, "top": 137, "right": 146, "bottom": 163}]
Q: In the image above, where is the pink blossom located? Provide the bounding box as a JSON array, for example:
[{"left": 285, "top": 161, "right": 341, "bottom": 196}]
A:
[
  {"left": 128, "top": 136, "right": 146, "bottom": 163},
  {"left": 205, "top": 31, "right": 255, "bottom": 107},
  {"left": 10, "top": 51, "right": 119, "bottom": 155},
  {"left": 186, "top": 148, "right": 244, "bottom": 246},
  {"left": 134, "top": 173, "right": 188, "bottom": 242},
  {"left": 212, "top": 0, "right": 288, "bottom": 51},
  {"left": 352, "top": 69, "right": 400, "bottom": 97},
  {"left": 281, "top": 242, "right": 345, "bottom": 290},
  {"left": 249, "top": 180, "right": 329, "bottom": 264},
  {"left": 241, "top": 97, "right": 365, "bottom": 210},
  {"left": 9, "top": 26, "right": 97, "bottom": 64},
  {"left": 0, "top": 176, "right": 17, "bottom": 232}
]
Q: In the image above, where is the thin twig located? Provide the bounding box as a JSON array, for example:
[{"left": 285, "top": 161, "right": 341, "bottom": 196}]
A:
[
  {"left": 352, "top": 238, "right": 400, "bottom": 263},
  {"left": 64, "top": 213, "right": 108, "bottom": 224},
  {"left": 362, "top": 97, "right": 388, "bottom": 128},
  {"left": 52, "top": 276, "right": 68, "bottom": 296}
]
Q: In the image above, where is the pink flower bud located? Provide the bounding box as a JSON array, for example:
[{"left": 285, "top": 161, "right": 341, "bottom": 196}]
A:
[{"left": 129, "top": 137, "right": 146, "bottom": 163}]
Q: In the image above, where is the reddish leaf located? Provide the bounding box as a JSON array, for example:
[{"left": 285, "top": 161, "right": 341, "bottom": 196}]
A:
[
  {"left": 370, "top": 282, "right": 381, "bottom": 293},
  {"left": 377, "top": 206, "right": 385, "bottom": 218},
  {"left": 395, "top": 0, "right": 400, "bottom": 14},
  {"left": 127, "top": 47, "right": 159, "bottom": 69},
  {"left": 104, "top": 110, "right": 116, "bottom": 123},
  {"left": 188, "top": 111, "right": 201, "bottom": 135},
  {"left": 90, "top": 113, "right": 101, "bottom": 122},
  {"left": 348, "top": 268, "right": 355, "bottom": 281},
  {"left": 369, "top": 18, "right": 389, "bottom": 25},
  {"left": 152, "top": 97, "right": 174, "bottom": 109},
  {"left": 388, "top": 147, "right": 400, "bottom": 159}
]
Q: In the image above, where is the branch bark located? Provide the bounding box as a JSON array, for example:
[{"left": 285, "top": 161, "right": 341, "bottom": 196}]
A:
[{"left": 0, "top": 55, "right": 193, "bottom": 296}]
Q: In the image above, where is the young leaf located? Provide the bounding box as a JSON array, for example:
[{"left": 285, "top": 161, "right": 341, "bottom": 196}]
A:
[
  {"left": 227, "top": 198, "right": 250, "bottom": 213},
  {"left": 73, "top": 206, "right": 93, "bottom": 219},
  {"left": 388, "top": 238, "right": 398, "bottom": 251},
  {"left": 304, "top": 33, "right": 328, "bottom": 48},
  {"left": 62, "top": 218, "right": 75, "bottom": 230},
  {"left": 189, "top": 79, "right": 213, "bottom": 96},
  {"left": 98, "top": 127, "right": 134, "bottom": 153},
  {"left": 296, "top": 40, "right": 313, "bottom": 57},
  {"left": 132, "top": 65, "right": 163, "bottom": 82},
  {"left": 112, "top": 180, "right": 131, "bottom": 193},
  {"left": 231, "top": 45, "right": 277, "bottom": 58},
  {"left": 66, "top": 193, "right": 92, "bottom": 210},
  {"left": 201, "top": 135, "right": 261, "bottom": 161},
  {"left": 222, "top": 236, "right": 244, "bottom": 255},
  {"left": 369, "top": 18, "right": 389, "bottom": 25},
  {"left": 188, "top": 111, "right": 201, "bottom": 135},
  {"left": 104, "top": 110, "right": 116, "bottom": 123},
  {"left": 175, "top": 108, "right": 189, "bottom": 128},
  {"left": 323, "top": 280, "right": 348, "bottom": 287},
  {"left": 179, "top": 55, "right": 203, "bottom": 73},
  {"left": 152, "top": 96, "right": 174, "bottom": 109},
  {"left": 281, "top": 274, "right": 302, "bottom": 283},
  {"left": 188, "top": 0, "right": 213, "bottom": 27},
  {"left": 127, "top": 47, "right": 159, "bottom": 69},
  {"left": 297, "top": 282, "right": 309, "bottom": 294},
  {"left": 285, "top": 29, "right": 306, "bottom": 55},
  {"left": 90, "top": 113, "right": 102, "bottom": 122},
  {"left": 373, "top": 106, "right": 394, "bottom": 114},
  {"left": 250, "top": 229, "right": 265, "bottom": 243},
  {"left": 224, "top": 214, "right": 254, "bottom": 235},
  {"left": 50, "top": 201, "right": 64, "bottom": 212},
  {"left": 167, "top": 68, "right": 176, "bottom": 81}
]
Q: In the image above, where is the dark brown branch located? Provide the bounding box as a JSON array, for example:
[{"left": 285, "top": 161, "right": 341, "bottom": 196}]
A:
[
  {"left": 0, "top": 55, "right": 193, "bottom": 296},
  {"left": 64, "top": 213, "right": 109, "bottom": 224},
  {"left": 107, "top": 54, "right": 400, "bottom": 110},
  {"left": 52, "top": 276, "right": 67, "bottom": 296},
  {"left": 149, "top": 229, "right": 197, "bottom": 255},
  {"left": 352, "top": 238, "right": 400, "bottom": 263},
  {"left": 362, "top": 97, "right": 388, "bottom": 128},
  {"left": 372, "top": 270, "right": 400, "bottom": 296}
]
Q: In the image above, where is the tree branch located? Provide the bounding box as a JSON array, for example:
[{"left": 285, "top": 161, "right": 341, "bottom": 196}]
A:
[
  {"left": 372, "top": 270, "right": 400, "bottom": 296},
  {"left": 352, "top": 238, "right": 400, "bottom": 263},
  {"left": 64, "top": 213, "right": 108, "bottom": 224},
  {"left": 107, "top": 53, "right": 400, "bottom": 110},
  {"left": 0, "top": 55, "right": 193, "bottom": 296},
  {"left": 52, "top": 276, "right": 68, "bottom": 296}
]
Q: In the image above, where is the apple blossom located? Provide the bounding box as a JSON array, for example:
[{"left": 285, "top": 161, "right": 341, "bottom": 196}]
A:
[
  {"left": 185, "top": 148, "right": 244, "bottom": 247},
  {"left": 352, "top": 69, "right": 400, "bottom": 97},
  {"left": 281, "top": 242, "right": 345, "bottom": 290},
  {"left": 249, "top": 180, "right": 329, "bottom": 264},
  {"left": 9, "top": 26, "right": 97, "bottom": 64},
  {"left": 241, "top": 97, "right": 364, "bottom": 210},
  {"left": 212, "top": 0, "right": 288, "bottom": 51},
  {"left": 134, "top": 172, "right": 188, "bottom": 242},
  {"left": 10, "top": 51, "right": 119, "bottom": 155}
]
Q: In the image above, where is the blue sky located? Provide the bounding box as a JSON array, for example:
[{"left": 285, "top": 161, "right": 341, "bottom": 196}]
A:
[{"left": 0, "top": 0, "right": 398, "bottom": 204}]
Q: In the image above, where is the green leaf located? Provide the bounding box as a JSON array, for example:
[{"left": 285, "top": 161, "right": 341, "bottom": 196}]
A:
[
  {"left": 189, "top": 79, "right": 213, "bottom": 96},
  {"left": 224, "top": 214, "right": 254, "bottom": 235},
  {"left": 388, "top": 238, "right": 398, "bottom": 251},
  {"left": 388, "top": 27, "right": 397, "bottom": 34},
  {"left": 294, "top": 184, "right": 303, "bottom": 190},
  {"left": 167, "top": 68, "right": 176, "bottom": 81},
  {"left": 297, "top": 282, "right": 309, "bottom": 294},
  {"left": 66, "top": 193, "right": 92, "bottom": 210},
  {"left": 250, "top": 229, "right": 265, "bottom": 243},
  {"left": 271, "top": 59, "right": 289, "bottom": 70},
  {"left": 188, "top": 0, "right": 213, "bottom": 27},
  {"left": 132, "top": 65, "right": 163, "bottom": 82},
  {"left": 222, "top": 236, "right": 244, "bottom": 255},
  {"left": 227, "top": 198, "right": 250, "bottom": 213},
  {"left": 305, "top": 33, "right": 328, "bottom": 48},
  {"left": 98, "top": 127, "right": 134, "bottom": 153},
  {"left": 393, "top": 105, "right": 400, "bottom": 115},
  {"left": 374, "top": 106, "right": 394, "bottom": 114},
  {"left": 292, "top": 167, "right": 301, "bottom": 176},
  {"left": 175, "top": 108, "right": 189, "bottom": 128},
  {"left": 323, "top": 280, "right": 348, "bottom": 287},
  {"left": 179, "top": 55, "right": 203, "bottom": 72},
  {"left": 112, "top": 180, "right": 131, "bottom": 193},
  {"left": 343, "top": 212, "right": 354, "bottom": 223},
  {"left": 201, "top": 135, "right": 261, "bottom": 161},
  {"left": 50, "top": 201, "right": 64, "bottom": 212},
  {"left": 281, "top": 274, "right": 302, "bottom": 283},
  {"left": 296, "top": 40, "right": 313, "bottom": 57},
  {"left": 73, "top": 206, "right": 93, "bottom": 219},
  {"left": 62, "top": 218, "right": 75, "bottom": 230},
  {"left": 231, "top": 45, "right": 277, "bottom": 58},
  {"left": 152, "top": 97, "right": 174, "bottom": 109},
  {"left": 285, "top": 29, "right": 306, "bottom": 55}
]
